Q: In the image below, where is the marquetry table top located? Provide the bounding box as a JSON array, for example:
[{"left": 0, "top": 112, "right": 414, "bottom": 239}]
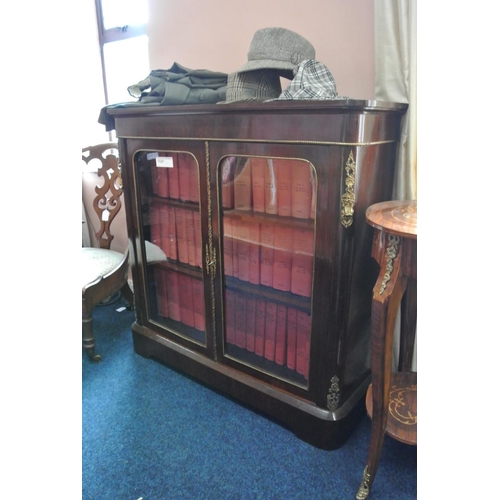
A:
[{"left": 365, "top": 200, "right": 417, "bottom": 239}]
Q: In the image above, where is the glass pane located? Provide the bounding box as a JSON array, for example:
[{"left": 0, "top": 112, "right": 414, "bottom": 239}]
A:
[
  {"left": 220, "top": 156, "right": 316, "bottom": 387},
  {"left": 103, "top": 35, "right": 149, "bottom": 105},
  {"left": 134, "top": 150, "right": 206, "bottom": 347},
  {"left": 101, "top": 0, "right": 148, "bottom": 30}
]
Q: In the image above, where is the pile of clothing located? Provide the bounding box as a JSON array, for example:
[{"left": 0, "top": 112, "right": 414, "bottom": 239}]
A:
[{"left": 99, "top": 27, "right": 349, "bottom": 130}]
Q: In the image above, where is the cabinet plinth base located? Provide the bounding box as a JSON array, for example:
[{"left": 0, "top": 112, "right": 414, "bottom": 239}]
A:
[{"left": 132, "top": 325, "right": 367, "bottom": 450}]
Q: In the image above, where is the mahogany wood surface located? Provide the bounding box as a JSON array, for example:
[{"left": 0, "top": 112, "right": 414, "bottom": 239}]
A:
[
  {"left": 356, "top": 200, "right": 417, "bottom": 500},
  {"left": 110, "top": 101, "right": 408, "bottom": 449}
]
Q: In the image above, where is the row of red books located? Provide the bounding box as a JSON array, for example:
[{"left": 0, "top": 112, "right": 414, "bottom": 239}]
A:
[
  {"left": 150, "top": 203, "right": 203, "bottom": 268},
  {"left": 224, "top": 218, "right": 314, "bottom": 298},
  {"left": 150, "top": 152, "right": 200, "bottom": 203},
  {"left": 221, "top": 156, "right": 316, "bottom": 220},
  {"left": 226, "top": 290, "right": 311, "bottom": 378},
  {"left": 154, "top": 267, "right": 205, "bottom": 332}
]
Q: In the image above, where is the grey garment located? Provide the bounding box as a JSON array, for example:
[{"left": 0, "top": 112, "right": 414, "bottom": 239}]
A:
[{"left": 98, "top": 62, "right": 228, "bottom": 131}]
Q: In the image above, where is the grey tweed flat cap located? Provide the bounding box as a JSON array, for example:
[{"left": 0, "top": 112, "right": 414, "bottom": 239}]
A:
[{"left": 236, "top": 27, "right": 316, "bottom": 79}]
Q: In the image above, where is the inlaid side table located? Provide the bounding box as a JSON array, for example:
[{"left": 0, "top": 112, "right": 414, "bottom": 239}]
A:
[{"left": 356, "top": 200, "right": 417, "bottom": 500}]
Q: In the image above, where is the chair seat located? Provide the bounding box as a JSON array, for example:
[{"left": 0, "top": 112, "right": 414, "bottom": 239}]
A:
[
  {"left": 126, "top": 240, "right": 167, "bottom": 293},
  {"left": 82, "top": 247, "right": 126, "bottom": 289}
]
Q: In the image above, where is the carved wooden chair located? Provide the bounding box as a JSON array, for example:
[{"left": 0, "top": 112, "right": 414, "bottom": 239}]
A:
[{"left": 82, "top": 143, "right": 133, "bottom": 362}]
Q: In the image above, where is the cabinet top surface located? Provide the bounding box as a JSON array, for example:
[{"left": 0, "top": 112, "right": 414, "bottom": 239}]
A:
[{"left": 106, "top": 99, "right": 408, "bottom": 117}]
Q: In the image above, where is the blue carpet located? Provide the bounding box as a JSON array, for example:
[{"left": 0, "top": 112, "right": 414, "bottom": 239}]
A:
[{"left": 83, "top": 297, "right": 417, "bottom": 500}]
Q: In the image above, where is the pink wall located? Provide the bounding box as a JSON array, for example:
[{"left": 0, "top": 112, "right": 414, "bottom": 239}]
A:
[{"left": 147, "top": 0, "right": 375, "bottom": 99}]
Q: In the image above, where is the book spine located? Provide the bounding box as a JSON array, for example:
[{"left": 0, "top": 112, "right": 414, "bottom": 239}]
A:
[
  {"left": 178, "top": 153, "right": 191, "bottom": 202},
  {"left": 234, "top": 158, "right": 252, "bottom": 211},
  {"left": 275, "top": 304, "right": 287, "bottom": 366},
  {"left": 225, "top": 289, "right": 236, "bottom": 345},
  {"left": 150, "top": 159, "right": 159, "bottom": 195},
  {"left": 231, "top": 218, "right": 239, "bottom": 278},
  {"left": 221, "top": 156, "right": 235, "bottom": 209},
  {"left": 167, "top": 205, "right": 178, "bottom": 260},
  {"left": 175, "top": 208, "right": 188, "bottom": 264},
  {"left": 264, "top": 301, "right": 277, "bottom": 361},
  {"left": 296, "top": 311, "right": 312, "bottom": 378},
  {"left": 159, "top": 204, "right": 170, "bottom": 257},
  {"left": 193, "top": 210, "right": 202, "bottom": 268},
  {"left": 188, "top": 155, "right": 199, "bottom": 203},
  {"left": 286, "top": 307, "right": 297, "bottom": 370},
  {"left": 291, "top": 228, "right": 314, "bottom": 297},
  {"left": 237, "top": 220, "right": 250, "bottom": 282},
  {"left": 245, "top": 296, "right": 256, "bottom": 352},
  {"left": 272, "top": 226, "right": 293, "bottom": 292},
  {"left": 185, "top": 209, "right": 196, "bottom": 267},
  {"left": 191, "top": 277, "right": 205, "bottom": 332},
  {"left": 264, "top": 159, "right": 278, "bottom": 215},
  {"left": 248, "top": 222, "right": 260, "bottom": 285},
  {"left": 178, "top": 273, "right": 195, "bottom": 327},
  {"left": 277, "top": 161, "right": 292, "bottom": 217},
  {"left": 157, "top": 164, "right": 169, "bottom": 198},
  {"left": 167, "top": 153, "right": 180, "bottom": 199},
  {"left": 149, "top": 203, "right": 161, "bottom": 248},
  {"left": 291, "top": 160, "right": 312, "bottom": 219},
  {"left": 259, "top": 223, "right": 274, "bottom": 287},
  {"left": 251, "top": 157, "right": 266, "bottom": 213},
  {"left": 223, "top": 217, "right": 233, "bottom": 277},
  {"left": 154, "top": 267, "right": 169, "bottom": 318},
  {"left": 165, "top": 270, "right": 181, "bottom": 321},
  {"left": 254, "top": 299, "right": 266, "bottom": 356},
  {"left": 235, "top": 292, "right": 247, "bottom": 348}
]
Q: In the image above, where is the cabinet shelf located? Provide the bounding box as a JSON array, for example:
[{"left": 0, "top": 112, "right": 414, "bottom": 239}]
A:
[{"left": 223, "top": 208, "right": 314, "bottom": 230}]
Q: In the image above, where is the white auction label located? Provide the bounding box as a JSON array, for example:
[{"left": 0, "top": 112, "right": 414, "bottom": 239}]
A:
[{"left": 156, "top": 156, "right": 174, "bottom": 168}]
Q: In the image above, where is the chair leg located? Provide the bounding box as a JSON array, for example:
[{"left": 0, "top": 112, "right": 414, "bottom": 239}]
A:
[
  {"left": 120, "top": 282, "right": 134, "bottom": 310},
  {"left": 82, "top": 312, "right": 102, "bottom": 362}
]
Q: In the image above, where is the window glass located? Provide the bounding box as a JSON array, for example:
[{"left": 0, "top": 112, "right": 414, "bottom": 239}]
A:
[{"left": 100, "top": 0, "right": 148, "bottom": 30}]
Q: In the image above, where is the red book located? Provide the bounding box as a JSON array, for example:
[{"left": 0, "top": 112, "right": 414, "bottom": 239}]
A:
[
  {"left": 159, "top": 204, "right": 170, "bottom": 257},
  {"left": 245, "top": 296, "right": 256, "bottom": 352},
  {"left": 225, "top": 290, "right": 236, "bottom": 345},
  {"left": 167, "top": 153, "right": 180, "bottom": 199},
  {"left": 254, "top": 299, "right": 266, "bottom": 356},
  {"left": 193, "top": 210, "right": 202, "bottom": 268},
  {"left": 178, "top": 273, "right": 195, "bottom": 327},
  {"left": 272, "top": 226, "right": 293, "bottom": 292},
  {"left": 165, "top": 270, "right": 181, "bottom": 321},
  {"left": 178, "top": 153, "right": 191, "bottom": 202},
  {"left": 231, "top": 219, "right": 239, "bottom": 278},
  {"left": 264, "top": 159, "right": 278, "bottom": 215},
  {"left": 175, "top": 208, "right": 189, "bottom": 264},
  {"left": 264, "top": 301, "right": 277, "bottom": 361},
  {"left": 154, "top": 267, "right": 169, "bottom": 318},
  {"left": 234, "top": 158, "right": 252, "bottom": 211},
  {"left": 259, "top": 223, "right": 274, "bottom": 287},
  {"left": 167, "top": 206, "right": 178, "bottom": 260},
  {"left": 191, "top": 277, "right": 205, "bottom": 332},
  {"left": 275, "top": 305, "right": 287, "bottom": 366},
  {"left": 235, "top": 292, "right": 247, "bottom": 348},
  {"left": 277, "top": 161, "right": 292, "bottom": 217},
  {"left": 310, "top": 167, "right": 317, "bottom": 219},
  {"left": 286, "top": 307, "right": 297, "bottom": 370},
  {"left": 291, "top": 228, "right": 314, "bottom": 297},
  {"left": 157, "top": 163, "right": 169, "bottom": 198},
  {"left": 291, "top": 160, "right": 312, "bottom": 219},
  {"left": 185, "top": 210, "right": 196, "bottom": 267},
  {"left": 251, "top": 157, "right": 266, "bottom": 213},
  {"left": 237, "top": 220, "right": 250, "bottom": 282},
  {"left": 223, "top": 217, "right": 233, "bottom": 277},
  {"left": 149, "top": 203, "right": 161, "bottom": 248},
  {"left": 188, "top": 155, "right": 199, "bottom": 203},
  {"left": 221, "top": 156, "right": 235, "bottom": 209},
  {"left": 296, "top": 311, "right": 312, "bottom": 377},
  {"left": 248, "top": 222, "right": 260, "bottom": 285}
]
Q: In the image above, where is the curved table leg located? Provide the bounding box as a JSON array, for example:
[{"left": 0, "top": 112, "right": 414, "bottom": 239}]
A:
[{"left": 356, "top": 235, "right": 407, "bottom": 499}]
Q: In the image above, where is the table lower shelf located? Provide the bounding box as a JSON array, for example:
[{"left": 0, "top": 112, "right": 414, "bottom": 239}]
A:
[{"left": 366, "top": 371, "right": 417, "bottom": 445}]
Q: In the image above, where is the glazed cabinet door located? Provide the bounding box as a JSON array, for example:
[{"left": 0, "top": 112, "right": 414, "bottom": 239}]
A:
[{"left": 125, "top": 139, "right": 214, "bottom": 357}]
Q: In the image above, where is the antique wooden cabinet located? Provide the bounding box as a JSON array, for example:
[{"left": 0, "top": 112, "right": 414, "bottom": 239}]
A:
[{"left": 109, "top": 100, "right": 408, "bottom": 450}]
